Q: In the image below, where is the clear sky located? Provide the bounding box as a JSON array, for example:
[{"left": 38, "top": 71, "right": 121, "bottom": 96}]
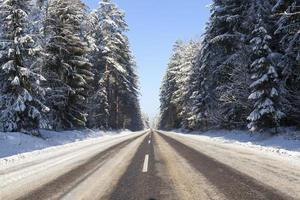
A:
[{"left": 83, "top": 0, "right": 212, "bottom": 119}]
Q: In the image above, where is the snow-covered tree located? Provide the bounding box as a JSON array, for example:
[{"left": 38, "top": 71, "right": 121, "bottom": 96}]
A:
[
  {"left": 159, "top": 40, "right": 201, "bottom": 130},
  {"left": 43, "top": 0, "right": 93, "bottom": 129},
  {"left": 248, "top": 1, "right": 285, "bottom": 131},
  {"left": 159, "top": 41, "right": 184, "bottom": 130},
  {"left": 173, "top": 40, "right": 201, "bottom": 128},
  {"left": 142, "top": 112, "right": 150, "bottom": 129},
  {"left": 118, "top": 58, "right": 144, "bottom": 131},
  {"left": 31, "top": 0, "right": 48, "bottom": 34},
  {"left": 88, "top": 0, "right": 143, "bottom": 130},
  {"left": 158, "top": 0, "right": 300, "bottom": 131},
  {"left": 0, "top": 0, "right": 48, "bottom": 134},
  {"left": 185, "top": 0, "right": 254, "bottom": 130},
  {"left": 274, "top": 0, "right": 300, "bottom": 126},
  {"left": 98, "top": 0, "right": 128, "bottom": 129},
  {"left": 85, "top": 9, "right": 108, "bottom": 129},
  {"left": 88, "top": 71, "right": 110, "bottom": 129}
]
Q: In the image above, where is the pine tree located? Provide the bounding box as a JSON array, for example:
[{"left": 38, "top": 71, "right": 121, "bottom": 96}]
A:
[
  {"left": 123, "top": 97, "right": 144, "bottom": 131},
  {"left": 43, "top": 0, "right": 93, "bottom": 129},
  {"left": 89, "top": 0, "right": 143, "bottom": 130},
  {"left": 99, "top": 0, "right": 129, "bottom": 129},
  {"left": 0, "top": 0, "right": 48, "bottom": 134},
  {"left": 118, "top": 58, "right": 144, "bottom": 130},
  {"left": 247, "top": 1, "right": 285, "bottom": 131},
  {"left": 88, "top": 71, "right": 110, "bottom": 129}
]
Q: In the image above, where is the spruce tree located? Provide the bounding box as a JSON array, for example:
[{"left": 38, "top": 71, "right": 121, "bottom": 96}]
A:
[
  {"left": 274, "top": 0, "right": 300, "bottom": 126},
  {"left": 248, "top": 1, "right": 285, "bottom": 131},
  {"left": 0, "top": 0, "right": 48, "bottom": 134},
  {"left": 86, "top": 9, "right": 109, "bottom": 129},
  {"left": 163, "top": 40, "right": 201, "bottom": 129},
  {"left": 186, "top": 0, "right": 252, "bottom": 130},
  {"left": 43, "top": 0, "right": 93, "bottom": 129},
  {"left": 159, "top": 41, "right": 184, "bottom": 130}
]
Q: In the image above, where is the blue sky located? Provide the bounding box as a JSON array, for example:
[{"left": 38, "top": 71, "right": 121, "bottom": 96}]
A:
[{"left": 83, "top": 0, "right": 212, "bottom": 119}]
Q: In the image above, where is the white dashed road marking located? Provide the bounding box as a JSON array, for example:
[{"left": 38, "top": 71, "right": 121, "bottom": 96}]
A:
[{"left": 142, "top": 154, "right": 149, "bottom": 173}]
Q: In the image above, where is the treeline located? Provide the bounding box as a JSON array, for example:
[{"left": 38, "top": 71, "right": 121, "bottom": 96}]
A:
[
  {"left": 0, "top": 0, "right": 144, "bottom": 134},
  {"left": 159, "top": 0, "right": 300, "bottom": 133}
]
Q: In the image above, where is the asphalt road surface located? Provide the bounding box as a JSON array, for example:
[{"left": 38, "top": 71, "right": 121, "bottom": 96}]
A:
[{"left": 1, "top": 130, "right": 299, "bottom": 200}]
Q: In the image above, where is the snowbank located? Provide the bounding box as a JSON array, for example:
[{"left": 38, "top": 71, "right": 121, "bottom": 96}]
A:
[
  {"left": 169, "top": 128, "right": 300, "bottom": 160},
  {"left": 0, "top": 129, "right": 135, "bottom": 158}
]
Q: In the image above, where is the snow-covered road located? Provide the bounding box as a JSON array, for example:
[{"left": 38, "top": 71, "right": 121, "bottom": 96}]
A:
[
  {"left": 1, "top": 130, "right": 299, "bottom": 200},
  {"left": 161, "top": 131, "right": 300, "bottom": 199},
  {"left": 0, "top": 131, "right": 147, "bottom": 200}
]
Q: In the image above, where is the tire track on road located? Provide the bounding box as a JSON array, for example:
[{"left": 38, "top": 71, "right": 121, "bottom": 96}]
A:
[
  {"left": 0, "top": 133, "right": 144, "bottom": 175},
  {"left": 108, "top": 132, "right": 178, "bottom": 200},
  {"left": 158, "top": 131, "right": 294, "bottom": 200},
  {"left": 17, "top": 135, "right": 143, "bottom": 200}
]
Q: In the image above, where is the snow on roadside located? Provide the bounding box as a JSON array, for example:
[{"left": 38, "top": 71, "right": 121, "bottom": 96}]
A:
[
  {"left": 0, "top": 129, "right": 137, "bottom": 159},
  {"left": 169, "top": 128, "right": 300, "bottom": 160}
]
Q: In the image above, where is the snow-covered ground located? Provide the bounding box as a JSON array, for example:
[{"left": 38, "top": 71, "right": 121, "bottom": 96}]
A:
[
  {"left": 0, "top": 129, "right": 139, "bottom": 159},
  {"left": 168, "top": 128, "right": 300, "bottom": 160}
]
